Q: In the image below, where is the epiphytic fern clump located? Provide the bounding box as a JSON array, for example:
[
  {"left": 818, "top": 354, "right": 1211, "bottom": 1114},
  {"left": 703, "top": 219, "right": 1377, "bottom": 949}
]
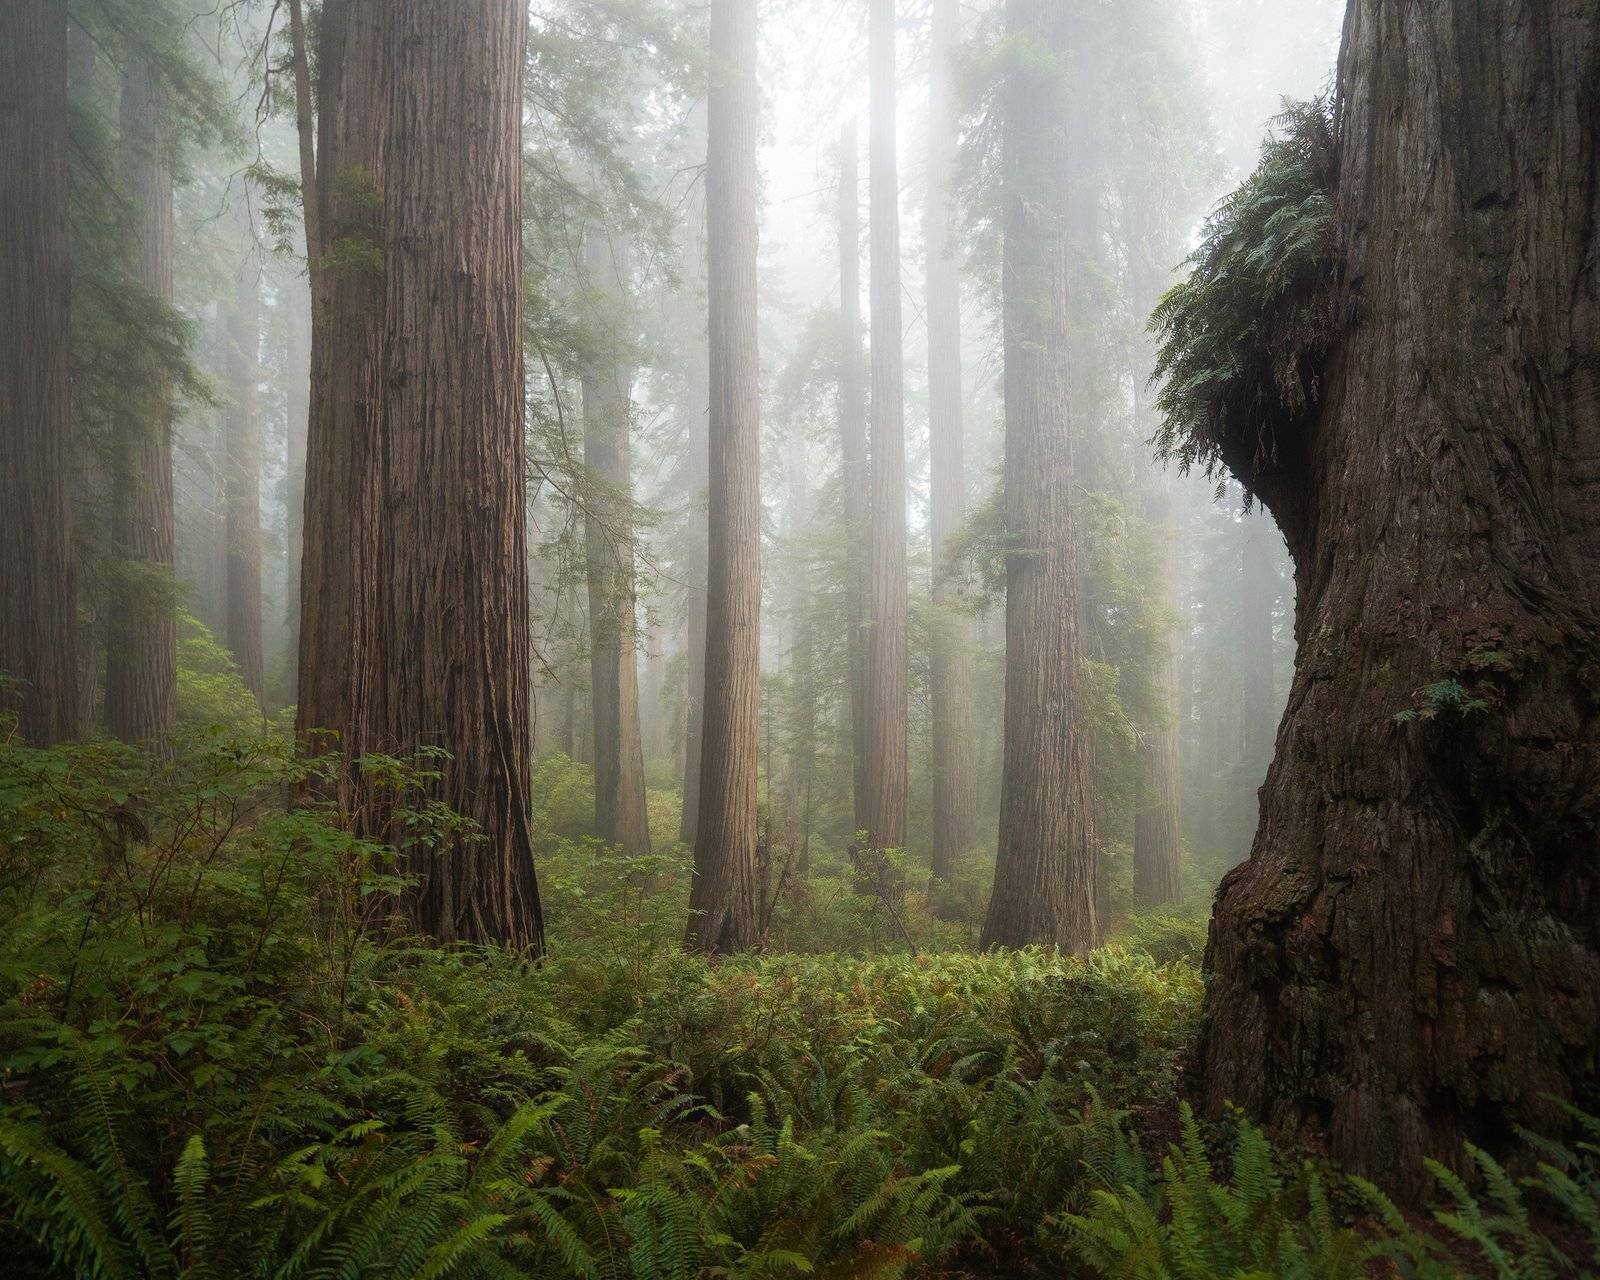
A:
[{"left": 1150, "top": 97, "right": 1339, "bottom": 502}]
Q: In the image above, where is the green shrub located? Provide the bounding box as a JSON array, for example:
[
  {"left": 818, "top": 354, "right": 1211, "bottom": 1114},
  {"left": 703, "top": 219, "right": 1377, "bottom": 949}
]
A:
[{"left": 175, "top": 610, "right": 264, "bottom": 733}]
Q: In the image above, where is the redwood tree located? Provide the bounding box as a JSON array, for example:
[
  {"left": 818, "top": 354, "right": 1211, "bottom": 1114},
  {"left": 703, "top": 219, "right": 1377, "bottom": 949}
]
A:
[
  {"left": 863, "top": 0, "right": 908, "bottom": 851},
  {"left": 837, "top": 122, "right": 869, "bottom": 830},
  {"left": 0, "top": 0, "right": 78, "bottom": 745},
  {"left": 1133, "top": 480, "right": 1182, "bottom": 908},
  {"left": 298, "top": 0, "right": 542, "bottom": 950},
  {"left": 105, "top": 53, "right": 179, "bottom": 746},
  {"left": 1192, "top": 0, "right": 1600, "bottom": 1197},
  {"left": 685, "top": 0, "right": 761, "bottom": 954},
  {"left": 224, "top": 252, "right": 265, "bottom": 711},
  {"left": 925, "top": 0, "right": 977, "bottom": 882},
  {"left": 980, "top": 0, "right": 1097, "bottom": 953},
  {"left": 583, "top": 229, "right": 651, "bottom": 857}
]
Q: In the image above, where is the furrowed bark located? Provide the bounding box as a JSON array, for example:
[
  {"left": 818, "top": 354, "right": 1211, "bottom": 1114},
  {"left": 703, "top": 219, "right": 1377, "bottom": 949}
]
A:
[
  {"left": 686, "top": 0, "right": 761, "bottom": 954},
  {"left": 106, "top": 53, "right": 178, "bottom": 748},
  {"left": 981, "top": 0, "right": 1097, "bottom": 953},
  {"left": 1199, "top": 0, "right": 1600, "bottom": 1199},
  {"left": 0, "top": 0, "right": 78, "bottom": 745}
]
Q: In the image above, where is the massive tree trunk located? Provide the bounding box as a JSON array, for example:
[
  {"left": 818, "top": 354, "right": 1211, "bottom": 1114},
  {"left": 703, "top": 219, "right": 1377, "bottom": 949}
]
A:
[
  {"left": 297, "top": 0, "right": 386, "bottom": 769},
  {"left": 686, "top": 0, "right": 760, "bottom": 954},
  {"left": 1133, "top": 480, "right": 1182, "bottom": 908},
  {"left": 0, "top": 0, "right": 78, "bottom": 745},
  {"left": 106, "top": 53, "right": 178, "bottom": 747},
  {"left": 863, "top": 0, "right": 908, "bottom": 851},
  {"left": 298, "top": 0, "right": 542, "bottom": 950},
  {"left": 224, "top": 250, "right": 266, "bottom": 711},
  {"left": 925, "top": 0, "right": 977, "bottom": 884},
  {"left": 1199, "top": 0, "right": 1600, "bottom": 1199},
  {"left": 376, "top": 0, "right": 539, "bottom": 947},
  {"left": 583, "top": 229, "right": 651, "bottom": 856},
  {"left": 837, "top": 122, "right": 869, "bottom": 831},
  {"left": 980, "top": 0, "right": 1096, "bottom": 953}
]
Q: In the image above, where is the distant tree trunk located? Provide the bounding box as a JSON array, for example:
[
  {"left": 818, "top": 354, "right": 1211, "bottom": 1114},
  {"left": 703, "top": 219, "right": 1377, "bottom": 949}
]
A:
[
  {"left": 680, "top": 244, "right": 711, "bottom": 848},
  {"left": 1133, "top": 480, "right": 1182, "bottom": 907},
  {"left": 583, "top": 229, "right": 651, "bottom": 856},
  {"left": 560, "top": 680, "right": 575, "bottom": 758},
  {"left": 1199, "top": 0, "right": 1600, "bottom": 1200},
  {"left": 283, "top": 282, "right": 310, "bottom": 693},
  {"left": 298, "top": 0, "right": 542, "bottom": 950},
  {"left": 224, "top": 250, "right": 266, "bottom": 711},
  {"left": 106, "top": 53, "right": 177, "bottom": 747},
  {"left": 784, "top": 431, "right": 817, "bottom": 876},
  {"left": 863, "top": 0, "right": 908, "bottom": 851},
  {"left": 1237, "top": 510, "right": 1277, "bottom": 780},
  {"left": 686, "top": 0, "right": 760, "bottom": 954},
  {"left": 837, "top": 122, "right": 869, "bottom": 830},
  {"left": 926, "top": 0, "right": 976, "bottom": 885},
  {"left": 0, "top": 0, "right": 78, "bottom": 745},
  {"left": 981, "top": 0, "right": 1096, "bottom": 952}
]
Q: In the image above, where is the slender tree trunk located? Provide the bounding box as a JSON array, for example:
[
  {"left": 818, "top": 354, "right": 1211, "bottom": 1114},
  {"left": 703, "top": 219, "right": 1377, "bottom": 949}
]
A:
[
  {"left": 287, "top": 0, "right": 321, "bottom": 282},
  {"left": 284, "top": 281, "right": 310, "bottom": 693},
  {"left": 1133, "top": 479, "right": 1182, "bottom": 907},
  {"left": 106, "top": 54, "right": 177, "bottom": 747},
  {"left": 224, "top": 249, "right": 266, "bottom": 711},
  {"left": 583, "top": 229, "right": 651, "bottom": 856},
  {"left": 686, "top": 0, "right": 760, "bottom": 954},
  {"left": 560, "top": 680, "right": 575, "bottom": 758},
  {"left": 1, "top": 0, "right": 78, "bottom": 745},
  {"left": 1238, "top": 510, "right": 1277, "bottom": 779},
  {"left": 981, "top": 0, "right": 1096, "bottom": 952},
  {"left": 1199, "top": 0, "right": 1600, "bottom": 1199},
  {"left": 926, "top": 0, "right": 976, "bottom": 884},
  {"left": 837, "top": 122, "right": 869, "bottom": 831},
  {"left": 784, "top": 431, "right": 817, "bottom": 876},
  {"left": 863, "top": 0, "right": 908, "bottom": 851},
  {"left": 680, "top": 206, "right": 711, "bottom": 849}
]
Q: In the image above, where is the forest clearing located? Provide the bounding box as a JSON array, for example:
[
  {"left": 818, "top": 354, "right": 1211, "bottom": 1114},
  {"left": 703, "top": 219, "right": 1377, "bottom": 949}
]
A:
[{"left": 1, "top": 0, "right": 1597, "bottom": 1276}]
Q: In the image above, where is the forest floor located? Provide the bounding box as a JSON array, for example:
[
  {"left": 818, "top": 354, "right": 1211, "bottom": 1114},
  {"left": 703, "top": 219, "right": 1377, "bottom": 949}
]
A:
[{"left": 0, "top": 735, "right": 1594, "bottom": 1277}]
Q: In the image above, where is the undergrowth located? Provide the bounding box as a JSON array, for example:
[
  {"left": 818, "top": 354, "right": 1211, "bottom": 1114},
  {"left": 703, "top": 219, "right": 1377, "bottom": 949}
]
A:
[{"left": 1, "top": 731, "right": 1594, "bottom": 1277}]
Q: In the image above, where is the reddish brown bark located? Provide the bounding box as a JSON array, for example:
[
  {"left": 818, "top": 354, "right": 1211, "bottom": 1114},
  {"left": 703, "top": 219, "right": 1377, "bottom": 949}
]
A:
[
  {"left": 224, "top": 252, "right": 266, "bottom": 711},
  {"left": 926, "top": 0, "right": 977, "bottom": 883},
  {"left": 981, "top": 0, "right": 1096, "bottom": 953},
  {"left": 0, "top": 0, "right": 78, "bottom": 745},
  {"left": 297, "top": 0, "right": 542, "bottom": 950},
  {"left": 297, "top": 0, "right": 386, "bottom": 766},
  {"left": 863, "top": 0, "right": 909, "bottom": 851},
  {"left": 583, "top": 229, "right": 651, "bottom": 857},
  {"left": 686, "top": 0, "right": 761, "bottom": 955},
  {"left": 106, "top": 53, "right": 177, "bottom": 747},
  {"left": 1198, "top": 0, "right": 1600, "bottom": 1198},
  {"left": 837, "top": 122, "right": 869, "bottom": 830}
]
